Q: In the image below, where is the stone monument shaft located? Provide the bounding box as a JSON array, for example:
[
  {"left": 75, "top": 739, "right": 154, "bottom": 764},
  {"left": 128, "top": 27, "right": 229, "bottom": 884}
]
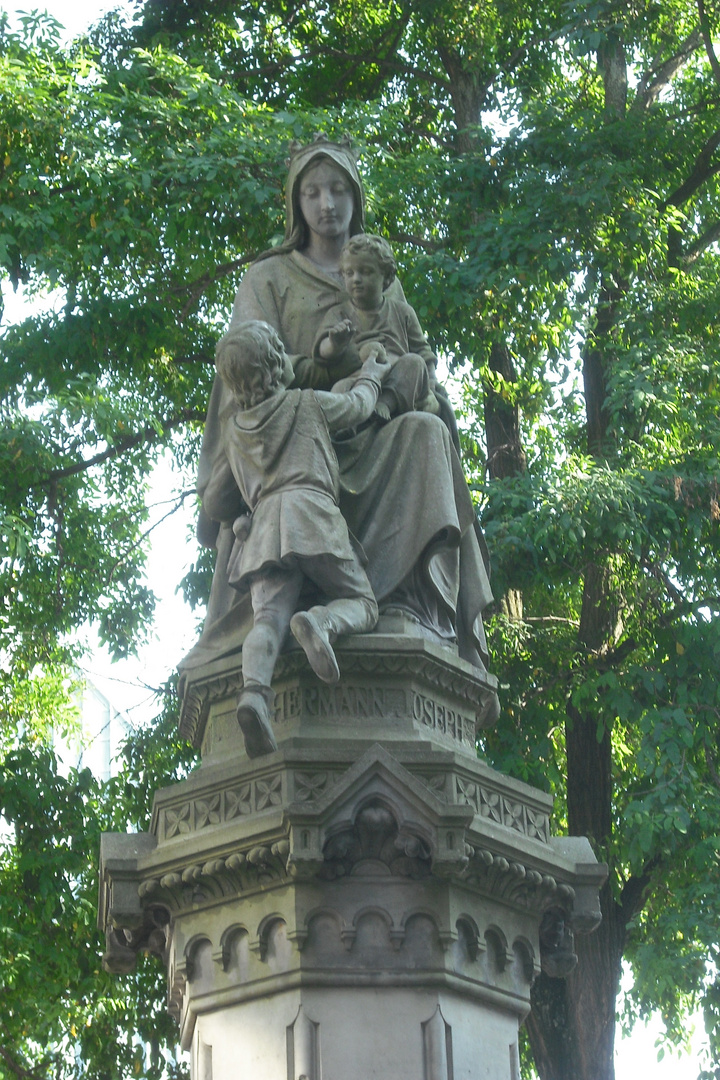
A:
[{"left": 99, "top": 627, "right": 605, "bottom": 1080}]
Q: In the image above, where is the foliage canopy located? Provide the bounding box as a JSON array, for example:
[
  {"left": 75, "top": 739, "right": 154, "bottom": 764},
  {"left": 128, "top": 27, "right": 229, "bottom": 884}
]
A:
[{"left": 0, "top": 2, "right": 718, "bottom": 1078}]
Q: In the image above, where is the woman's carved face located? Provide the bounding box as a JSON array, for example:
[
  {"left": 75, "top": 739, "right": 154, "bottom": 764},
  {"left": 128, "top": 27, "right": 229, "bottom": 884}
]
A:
[{"left": 298, "top": 160, "right": 355, "bottom": 243}]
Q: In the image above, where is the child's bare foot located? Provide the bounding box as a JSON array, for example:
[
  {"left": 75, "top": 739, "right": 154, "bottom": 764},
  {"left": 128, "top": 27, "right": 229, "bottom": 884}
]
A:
[{"left": 374, "top": 400, "right": 392, "bottom": 422}]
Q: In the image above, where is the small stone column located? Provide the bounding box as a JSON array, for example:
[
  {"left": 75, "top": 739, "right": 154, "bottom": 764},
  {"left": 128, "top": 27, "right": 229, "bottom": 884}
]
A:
[{"left": 99, "top": 629, "right": 605, "bottom": 1080}]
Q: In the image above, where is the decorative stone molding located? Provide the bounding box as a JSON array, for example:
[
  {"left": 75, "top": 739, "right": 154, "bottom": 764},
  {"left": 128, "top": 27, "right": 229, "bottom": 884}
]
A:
[
  {"left": 463, "top": 846, "right": 575, "bottom": 911},
  {"left": 101, "top": 745, "right": 604, "bottom": 961},
  {"left": 179, "top": 666, "right": 245, "bottom": 748},
  {"left": 319, "top": 797, "right": 433, "bottom": 880},
  {"left": 422, "top": 1005, "right": 453, "bottom": 1080},
  {"left": 137, "top": 839, "right": 291, "bottom": 914},
  {"left": 454, "top": 776, "right": 551, "bottom": 844},
  {"left": 158, "top": 773, "right": 285, "bottom": 841},
  {"left": 287, "top": 1005, "right": 320, "bottom": 1080},
  {"left": 179, "top": 633, "right": 499, "bottom": 754}
]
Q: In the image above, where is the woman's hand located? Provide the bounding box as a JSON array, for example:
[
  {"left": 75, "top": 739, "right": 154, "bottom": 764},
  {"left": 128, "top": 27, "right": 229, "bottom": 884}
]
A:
[{"left": 359, "top": 341, "right": 389, "bottom": 382}]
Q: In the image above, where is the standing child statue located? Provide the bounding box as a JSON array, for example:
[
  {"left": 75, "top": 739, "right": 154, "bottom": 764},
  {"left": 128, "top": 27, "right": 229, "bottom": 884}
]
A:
[
  {"left": 314, "top": 233, "right": 441, "bottom": 421},
  {"left": 214, "top": 320, "right": 389, "bottom": 758}
]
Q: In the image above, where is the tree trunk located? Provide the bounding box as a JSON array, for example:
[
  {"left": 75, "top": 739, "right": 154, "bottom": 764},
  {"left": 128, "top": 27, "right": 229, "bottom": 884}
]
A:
[
  {"left": 484, "top": 340, "right": 528, "bottom": 482},
  {"left": 526, "top": 27, "right": 632, "bottom": 1080},
  {"left": 437, "top": 53, "right": 528, "bottom": 623},
  {"left": 526, "top": 562, "right": 625, "bottom": 1079},
  {"left": 438, "top": 40, "right": 631, "bottom": 1079},
  {"left": 484, "top": 340, "right": 526, "bottom": 621},
  {"left": 527, "top": 887, "right": 625, "bottom": 1080}
]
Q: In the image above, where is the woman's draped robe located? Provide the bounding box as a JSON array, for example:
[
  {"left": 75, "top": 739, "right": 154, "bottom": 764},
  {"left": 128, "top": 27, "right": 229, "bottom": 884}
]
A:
[{"left": 181, "top": 250, "right": 494, "bottom": 676}]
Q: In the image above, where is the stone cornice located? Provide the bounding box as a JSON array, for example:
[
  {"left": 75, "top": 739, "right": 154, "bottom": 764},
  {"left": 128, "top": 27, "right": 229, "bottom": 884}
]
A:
[{"left": 104, "top": 746, "right": 604, "bottom": 936}]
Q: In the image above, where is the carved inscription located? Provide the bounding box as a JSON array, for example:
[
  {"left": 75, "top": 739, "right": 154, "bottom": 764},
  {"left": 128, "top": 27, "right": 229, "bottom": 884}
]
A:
[
  {"left": 274, "top": 684, "right": 406, "bottom": 723},
  {"left": 412, "top": 692, "right": 475, "bottom": 745}
]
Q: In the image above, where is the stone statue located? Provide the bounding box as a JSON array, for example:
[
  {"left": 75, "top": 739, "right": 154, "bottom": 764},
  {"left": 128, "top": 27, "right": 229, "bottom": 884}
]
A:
[
  {"left": 104, "top": 158, "right": 609, "bottom": 1078},
  {"left": 182, "top": 134, "right": 499, "bottom": 725},
  {"left": 213, "top": 319, "right": 388, "bottom": 757},
  {"left": 317, "top": 232, "right": 440, "bottom": 421}
]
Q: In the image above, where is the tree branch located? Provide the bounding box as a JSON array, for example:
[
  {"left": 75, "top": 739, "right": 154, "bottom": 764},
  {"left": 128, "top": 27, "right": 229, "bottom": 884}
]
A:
[
  {"left": 474, "top": 39, "right": 534, "bottom": 111},
  {"left": 523, "top": 615, "right": 581, "bottom": 626},
  {"left": 170, "top": 253, "right": 259, "bottom": 319},
  {"left": 698, "top": 0, "right": 720, "bottom": 86},
  {"left": 366, "top": 12, "right": 413, "bottom": 99},
  {"left": 173, "top": 352, "right": 214, "bottom": 365},
  {"left": 388, "top": 230, "right": 445, "bottom": 252},
  {"left": 170, "top": 254, "right": 257, "bottom": 297},
  {"left": 704, "top": 740, "right": 720, "bottom": 790},
  {"left": 632, "top": 28, "right": 703, "bottom": 112},
  {"left": 225, "top": 45, "right": 451, "bottom": 93},
  {"left": 328, "top": 46, "right": 450, "bottom": 92},
  {"left": 596, "top": 635, "right": 639, "bottom": 669},
  {"left": 35, "top": 409, "right": 205, "bottom": 486},
  {"left": 664, "top": 128, "right": 720, "bottom": 207},
  {"left": 618, "top": 853, "right": 665, "bottom": 926},
  {"left": 0, "top": 1047, "right": 44, "bottom": 1080},
  {"left": 108, "top": 489, "right": 196, "bottom": 582},
  {"left": 682, "top": 218, "right": 720, "bottom": 263},
  {"left": 640, "top": 556, "right": 686, "bottom": 606},
  {"left": 0, "top": 1024, "right": 51, "bottom": 1080}
]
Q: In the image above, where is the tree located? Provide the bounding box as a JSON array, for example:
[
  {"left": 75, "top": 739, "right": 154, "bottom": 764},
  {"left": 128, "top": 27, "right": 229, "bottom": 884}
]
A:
[{"left": 1, "top": 2, "right": 719, "bottom": 1078}]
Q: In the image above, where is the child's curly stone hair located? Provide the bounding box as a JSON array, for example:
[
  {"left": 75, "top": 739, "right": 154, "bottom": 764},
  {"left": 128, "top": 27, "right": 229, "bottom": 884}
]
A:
[
  {"left": 340, "top": 233, "right": 397, "bottom": 289},
  {"left": 215, "top": 321, "right": 288, "bottom": 409}
]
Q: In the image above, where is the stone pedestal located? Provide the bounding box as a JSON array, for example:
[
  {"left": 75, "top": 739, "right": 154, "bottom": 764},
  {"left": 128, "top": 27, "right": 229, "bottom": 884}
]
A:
[{"left": 99, "top": 628, "right": 605, "bottom": 1080}]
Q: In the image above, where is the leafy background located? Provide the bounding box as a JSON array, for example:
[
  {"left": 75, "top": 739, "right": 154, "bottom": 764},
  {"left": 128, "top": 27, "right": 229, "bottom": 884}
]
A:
[{"left": 0, "top": 1, "right": 718, "bottom": 1078}]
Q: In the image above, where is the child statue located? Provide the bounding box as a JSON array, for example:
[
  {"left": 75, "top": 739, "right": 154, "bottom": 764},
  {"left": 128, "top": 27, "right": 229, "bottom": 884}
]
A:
[
  {"left": 214, "top": 319, "right": 388, "bottom": 758},
  {"left": 314, "top": 233, "right": 440, "bottom": 421}
]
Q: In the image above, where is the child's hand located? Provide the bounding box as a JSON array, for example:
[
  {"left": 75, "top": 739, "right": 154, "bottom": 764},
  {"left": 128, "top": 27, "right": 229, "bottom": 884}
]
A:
[
  {"left": 233, "top": 514, "right": 252, "bottom": 542},
  {"left": 319, "top": 319, "right": 355, "bottom": 360}
]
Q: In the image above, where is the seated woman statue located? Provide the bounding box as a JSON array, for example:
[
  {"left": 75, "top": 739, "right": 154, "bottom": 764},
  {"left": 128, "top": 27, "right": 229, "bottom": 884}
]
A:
[{"left": 182, "top": 134, "right": 498, "bottom": 718}]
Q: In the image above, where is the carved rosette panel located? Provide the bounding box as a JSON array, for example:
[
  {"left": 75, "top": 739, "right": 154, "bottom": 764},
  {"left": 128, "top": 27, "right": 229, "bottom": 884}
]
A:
[
  {"left": 416, "top": 773, "right": 449, "bottom": 801},
  {"left": 160, "top": 773, "right": 284, "bottom": 840},
  {"left": 293, "top": 770, "right": 336, "bottom": 802},
  {"left": 454, "top": 777, "right": 550, "bottom": 843}
]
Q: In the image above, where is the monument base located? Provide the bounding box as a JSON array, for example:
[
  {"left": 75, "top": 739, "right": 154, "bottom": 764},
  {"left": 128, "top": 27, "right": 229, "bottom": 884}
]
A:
[{"left": 99, "top": 631, "right": 605, "bottom": 1080}]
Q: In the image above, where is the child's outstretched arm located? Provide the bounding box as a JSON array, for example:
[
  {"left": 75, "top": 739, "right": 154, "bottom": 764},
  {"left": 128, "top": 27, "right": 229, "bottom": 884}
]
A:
[{"left": 316, "top": 351, "right": 390, "bottom": 433}]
